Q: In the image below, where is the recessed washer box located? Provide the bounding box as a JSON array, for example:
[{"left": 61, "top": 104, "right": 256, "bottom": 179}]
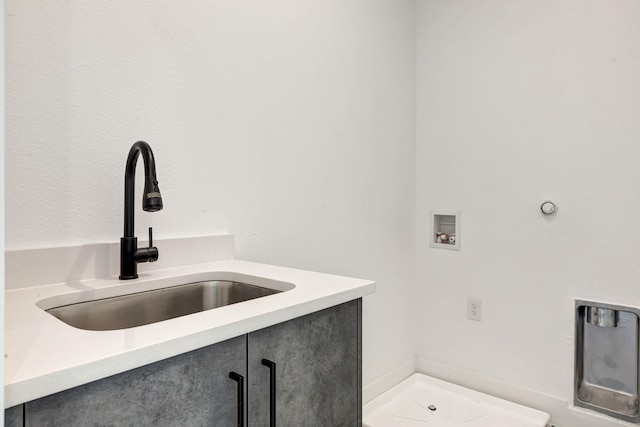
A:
[
  {"left": 575, "top": 300, "right": 640, "bottom": 423},
  {"left": 430, "top": 211, "right": 460, "bottom": 250}
]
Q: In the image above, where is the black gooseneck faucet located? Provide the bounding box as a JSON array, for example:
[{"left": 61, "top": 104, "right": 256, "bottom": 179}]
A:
[{"left": 119, "top": 141, "right": 163, "bottom": 280}]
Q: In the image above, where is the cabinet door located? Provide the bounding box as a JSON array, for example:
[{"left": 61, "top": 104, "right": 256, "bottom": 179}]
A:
[
  {"left": 248, "top": 299, "right": 361, "bottom": 427},
  {"left": 25, "top": 336, "right": 247, "bottom": 427},
  {"left": 4, "top": 404, "right": 23, "bottom": 427}
]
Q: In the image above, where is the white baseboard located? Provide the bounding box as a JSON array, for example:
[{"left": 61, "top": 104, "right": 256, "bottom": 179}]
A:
[
  {"left": 363, "top": 358, "right": 416, "bottom": 404},
  {"left": 416, "top": 357, "right": 636, "bottom": 427}
]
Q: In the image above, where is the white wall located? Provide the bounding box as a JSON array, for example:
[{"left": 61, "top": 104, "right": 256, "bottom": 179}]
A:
[
  {"left": 417, "top": 0, "right": 640, "bottom": 425},
  {"left": 13, "top": 1, "right": 640, "bottom": 424},
  {"left": 1, "top": 0, "right": 5, "bottom": 421},
  {"left": 5, "top": 0, "right": 416, "bottom": 399}
]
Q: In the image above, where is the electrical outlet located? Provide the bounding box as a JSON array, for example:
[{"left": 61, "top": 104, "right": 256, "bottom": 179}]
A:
[{"left": 467, "top": 298, "right": 482, "bottom": 321}]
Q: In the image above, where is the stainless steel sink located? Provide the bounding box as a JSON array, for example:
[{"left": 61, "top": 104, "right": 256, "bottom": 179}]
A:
[{"left": 46, "top": 281, "right": 282, "bottom": 331}]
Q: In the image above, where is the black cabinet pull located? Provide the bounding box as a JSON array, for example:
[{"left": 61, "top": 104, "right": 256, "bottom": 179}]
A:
[
  {"left": 229, "top": 372, "right": 244, "bottom": 427},
  {"left": 261, "top": 359, "right": 277, "bottom": 427}
]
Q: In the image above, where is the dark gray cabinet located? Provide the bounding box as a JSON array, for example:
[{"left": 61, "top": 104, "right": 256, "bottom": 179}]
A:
[
  {"left": 4, "top": 405, "right": 23, "bottom": 427},
  {"left": 5, "top": 299, "right": 361, "bottom": 427},
  {"left": 23, "top": 335, "right": 246, "bottom": 427},
  {"left": 248, "top": 299, "right": 361, "bottom": 426}
]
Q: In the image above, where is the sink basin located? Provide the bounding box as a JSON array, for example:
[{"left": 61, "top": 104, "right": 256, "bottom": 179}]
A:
[{"left": 46, "top": 280, "right": 282, "bottom": 331}]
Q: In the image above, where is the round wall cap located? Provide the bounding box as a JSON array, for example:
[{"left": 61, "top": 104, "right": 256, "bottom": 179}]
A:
[{"left": 541, "top": 201, "right": 557, "bottom": 215}]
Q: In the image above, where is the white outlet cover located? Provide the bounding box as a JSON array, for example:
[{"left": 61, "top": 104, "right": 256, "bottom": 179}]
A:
[{"left": 467, "top": 298, "right": 482, "bottom": 321}]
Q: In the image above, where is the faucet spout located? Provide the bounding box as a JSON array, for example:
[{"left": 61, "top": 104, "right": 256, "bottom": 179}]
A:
[{"left": 120, "top": 141, "right": 163, "bottom": 280}]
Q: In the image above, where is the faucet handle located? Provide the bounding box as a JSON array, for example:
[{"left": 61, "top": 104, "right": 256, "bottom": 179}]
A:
[{"left": 146, "top": 227, "right": 159, "bottom": 263}]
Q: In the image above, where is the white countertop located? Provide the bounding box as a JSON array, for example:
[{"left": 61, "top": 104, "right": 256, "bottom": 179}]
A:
[{"left": 5, "top": 259, "right": 375, "bottom": 408}]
